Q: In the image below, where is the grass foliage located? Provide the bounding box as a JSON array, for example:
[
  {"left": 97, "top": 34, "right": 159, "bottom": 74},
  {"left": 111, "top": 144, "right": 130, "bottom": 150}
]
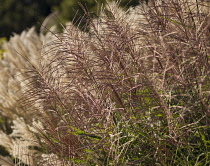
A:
[{"left": 0, "top": 0, "right": 210, "bottom": 165}]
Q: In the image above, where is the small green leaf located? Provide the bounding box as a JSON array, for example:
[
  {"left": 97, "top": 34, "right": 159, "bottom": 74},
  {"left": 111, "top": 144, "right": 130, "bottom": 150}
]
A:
[{"left": 156, "top": 114, "right": 163, "bottom": 117}]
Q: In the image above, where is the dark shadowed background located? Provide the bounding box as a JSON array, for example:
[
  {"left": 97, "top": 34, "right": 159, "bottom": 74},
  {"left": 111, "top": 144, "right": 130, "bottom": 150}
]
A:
[{"left": 0, "top": 0, "right": 144, "bottom": 39}]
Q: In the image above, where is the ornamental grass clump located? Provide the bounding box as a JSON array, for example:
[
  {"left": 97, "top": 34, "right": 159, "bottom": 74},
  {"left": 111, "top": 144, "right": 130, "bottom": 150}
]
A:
[
  {"left": 0, "top": 27, "right": 57, "bottom": 165},
  {"left": 0, "top": 0, "right": 210, "bottom": 165}
]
